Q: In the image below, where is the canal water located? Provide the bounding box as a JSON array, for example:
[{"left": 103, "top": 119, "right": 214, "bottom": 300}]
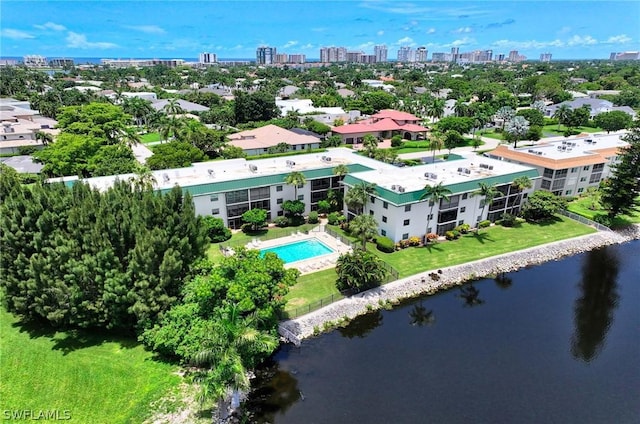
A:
[{"left": 246, "top": 241, "right": 640, "bottom": 423}]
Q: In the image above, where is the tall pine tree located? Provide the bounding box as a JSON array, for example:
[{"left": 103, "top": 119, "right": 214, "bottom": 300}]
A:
[{"left": 602, "top": 123, "right": 640, "bottom": 219}]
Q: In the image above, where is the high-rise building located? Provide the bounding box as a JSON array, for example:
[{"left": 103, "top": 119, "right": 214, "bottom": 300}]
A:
[
  {"left": 431, "top": 52, "right": 446, "bottom": 62},
  {"left": 320, "top": 46, "right": 347, "bottom": 63},
  {"left": 374, "top": 45, "right": 388, "bottom": 63},
  {"left": 451, "top": 47, "right": 460, "bottom": 62},
  {"left": 496, "top": 53, "right": 506, "bottom": 62},
  {"left": 508, "top": 50, "right": 519, "bottom": 62},
  {"left": 199, "top": 52, "right": 217, "bottom": 64},
  {"left": 397, "top": 46, "right": 415, "bottom": 62},
  {"left": 274, "top": 53, "right": 288, "bottom": 64},
  {"left": 610, "top": 51, "right": 640, "bottom": 60},
  {"left": 256, "top": 46, "right": 277, "bottom": 65},
  {"left": 288, "top": 54, "right": 306, "bottom": 64},
  {"left": 415, "top": 47, "right": 428, "bottom": 62},
  {"left": 540, "top": 53, "right": 552, "bottom": 62},
  {"left": 346, "top": 51, "right": 364, "bottom": 63}
]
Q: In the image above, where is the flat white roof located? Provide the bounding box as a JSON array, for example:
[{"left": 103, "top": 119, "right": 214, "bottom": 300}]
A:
[
  {"left": 515, "top": 133, "right": 627, "bottom": 161},
  {"left": 353, "top": 154, "right": 537, "bottom": 193},
  {"left": 51, "top": 148, "right": 396, "bottom": 192}
]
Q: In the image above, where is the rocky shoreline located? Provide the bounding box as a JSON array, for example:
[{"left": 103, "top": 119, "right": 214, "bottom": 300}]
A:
[{"left": 279, "top": 225, "right": 640, "bottom": 345}]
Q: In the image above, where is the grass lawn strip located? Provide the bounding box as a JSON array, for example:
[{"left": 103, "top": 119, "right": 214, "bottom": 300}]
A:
[
  {"left": 567, "top": 195, "right": 640, "bottom": 227},
  {"left": 0, "top": 308, "right": 181, "bottom": 423}
]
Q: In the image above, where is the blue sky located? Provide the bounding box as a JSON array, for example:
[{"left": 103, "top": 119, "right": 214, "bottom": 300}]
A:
[{"left": 1, "top": 1, "right": 639, "bottom": 59}]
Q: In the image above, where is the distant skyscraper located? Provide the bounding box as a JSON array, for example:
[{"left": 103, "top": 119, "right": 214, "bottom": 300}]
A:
[
  {"left": 274, "top": 53, "right": 288, "bottom": 64},
  {"left": 432, "top": 52, "right": 446, "bottom": 62},
  {"left": 496, "top": 53, "right": 506, "bottom": 61},
  {"left": 415, "top": 47, "right": 428, "bottom": 62},
  {"left": 23, "top": 55, "right": 47, "bottom": 67},
  {"left": 199, "top": 52, "right": 217, "bottom": 64},
  {"left": 320, "top": 46, "right": 347, "bottom": 63},
  {"left": 256, "top": 46, "right": 277, "bottom": 65},
  {"left": 397, "top": 46, "right": 415, "bottom": 62},
  {"left": 374, "top": 45, "right": 388, "bottom": 63},
  {"left": 508, "top": 50, "right": 519, "bottom": 62},
  {"left": 288, "top": 54, "right": 306, "bottom": 64},
  {"left": 451, "top": 47, "right": 460, "bottom": 62},
  {"left": 540, "top": 53, "right": 552, "bottom": 62},
  {"left": 610, "top": 51, "right": 640, "bottom": 60},
  {"left": 346, "top": 51, "right": 364, "bottom": 63}
]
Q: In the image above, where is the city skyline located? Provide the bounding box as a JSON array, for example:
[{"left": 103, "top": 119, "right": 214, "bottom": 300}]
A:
[{"left": 1, "top": 1, "right": 638, "bottom": 60}]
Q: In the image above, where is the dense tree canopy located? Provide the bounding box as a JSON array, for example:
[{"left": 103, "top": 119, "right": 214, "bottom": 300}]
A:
[
  {"left": 602, "top": 124, "right": 640, "bottom": 218},
  {"left": 0, "top": 168, "right": 208, "bottom": 331},
  {"left": 146, "top": 141, "right": 208, "bottom": 170}
]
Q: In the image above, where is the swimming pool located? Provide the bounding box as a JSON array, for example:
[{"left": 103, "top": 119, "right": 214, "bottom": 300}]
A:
[{"left": 260, "top": 238, "right": 334, "bottom": 264}]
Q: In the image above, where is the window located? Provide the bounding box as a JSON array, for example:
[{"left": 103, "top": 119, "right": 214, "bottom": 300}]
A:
[
  {"left": 565, "top": 190, "right": 572, "bottom": 195},
  {"left": 589, "top": 174, "right": 601, "bottom": 184},
  {"left": 369, "top": 210, "right": 374, "bottom": 216},
  {"left": 370, "top": 196, "right": 375, "bottom": 204},
  {"left": 381, "top": 230, "right": 386, "bottom": 236},
  {"left": 298, "top": 195, "right": 304, "bottom": 201},
  {"left": 460, "top": 207, "right": 466, "bottom": 213},
  {"left": 593, "top": 163, "right": 604, "bottom": 171},
  {"left": 541, "top": 180, "right": 551, "bottom": 189},
  {"left": 383, "top": 201, "right": 388, "bottom": 209},
  {"left": 404, "top": 205, "right": 411, "bottom": 212},
  {"left": 212, "top": 208, "right": 219, "bottom": 215},
  {"left": 276, "top": 185, "right": 283, "bottom": 192},
  {"left": 276, "top": 198, "right": 283, "bottom": 204},
  {"left": 462, "top": 193, "right": 468, "bottom": 200},
  {"left": 577, "top": 188, "right": 584, "bottom": 193},
  {"left": 382, "top": 216, "right": 387, "bottom": 223},
  {"left": 583, "top": 165, "right": 590, "bottom": 171},
  {"left": 428, "top": 214, "right": 433, "bottom": 220},
  {"left": 403, "top": 219, "right": 410, "bottom": 226},
  {"left": 458, "top": 220, "right": 464, "bottom": 225},
  {"left": 277, "top": 210, "right": 284, "bottom": 216},
  {"left": 571, "top": 167, "right": 578, "bottom": 173},
  {"left": 402, "top": 233, "right": 409, "bottom": 240},
  {"left": 250, "top": 186, "right": 270, "bottom": 199},
  {"left": 580, "top": 177, "right": 587, "bottom": 182},
  {"left": 426, "top": 227, "right": 432, "bottom": 234},
  {"left": 551, "top": 179, "right": 565, "bottom": 190},
  {"left": 210, "top": 194, "right": 219, "bottom": 202},
  {"left": 555, "top": 169, "right": 568, "bottom": 178},
  {"left": 297, "top": 183, "right": 304, "bottom": 188},
  {"left": 225, "top": 189, "right": 248, "bottom": 204},
  {"left": 543, "top": 168, "right": 554, "bottom": 179}
]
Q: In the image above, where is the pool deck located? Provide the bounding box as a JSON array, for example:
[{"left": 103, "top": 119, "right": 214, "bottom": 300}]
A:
[{"left": 244, "top": 230, "right": 353, "bottom": 275}]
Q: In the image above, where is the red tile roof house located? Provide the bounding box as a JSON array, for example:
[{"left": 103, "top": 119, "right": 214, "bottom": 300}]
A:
[
  {"left": 331, "top": 109, "right": 428, "bottom": 144},
  {"left": 227, "top": 124, "right": 322, "bottom": 156}
]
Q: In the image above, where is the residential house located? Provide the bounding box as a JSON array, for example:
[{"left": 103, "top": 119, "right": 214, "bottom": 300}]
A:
[
  {"left": 545, "top": 98, "right": 636, "bottom": 119},
  {"left": 331, "top": 109, "right": 428, "bottom": 143},
  {"left": 227, "top": 124, "right": 322, "bottom": 156}
]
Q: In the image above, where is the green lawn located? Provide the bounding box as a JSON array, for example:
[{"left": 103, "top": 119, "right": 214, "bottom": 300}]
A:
[
  {"left": 479, "top": 130, "right": 504, "bottom": 140},
  {"left": 281, "top": 216, "right": 595, "bottom": 311},
  {"left": 567, "top": 195, "right": 640, "bottom": 228},
  {"left": 140, "top": 132, "right": 161, "bottom": 144},
  {"left": 0, "top": 308, "right": 181, "bottom": 424},
  {"left": 542, "top": 124, "right": 603, "bottom": 135}
]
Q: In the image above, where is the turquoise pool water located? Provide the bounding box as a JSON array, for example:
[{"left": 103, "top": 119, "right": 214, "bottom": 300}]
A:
[{"left": 260, "top": 238, "right": 334, "bottom": 264}]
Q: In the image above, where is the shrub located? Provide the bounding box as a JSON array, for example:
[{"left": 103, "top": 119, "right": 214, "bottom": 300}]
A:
[
  {"left": 408, "top": 236, "right": 421, "bottom": 246},
  {"left": 399, "top": 239, "right": 411, "bottom": 248},
  {"left": 454, "top": 223, "right": 470, "bottom": 234},
  {"left": 390, "top": 135, "right": 403, "bottom": 147},
  {"left": 445, "top": 230, "right": 457, "bottom": 240},
  {"left": 203, "top": 216, "right": 232, "bottom": 243},
  {"left": 307, "top": 211, "right": 319, "bottom": 224},
  {"left": 479, "top": 220, "right": 491, "bottom": 228},
  {"left": 500, "top": 213, "right": 518, "bottom": 227},
  {"left": 593, "top": 214, "right": 612, "bottom": 227},
  {"left": 273, "top": 216, "right": 289, "bottom": 227},
  {"left": 376, "top": 236, "right": 395, "bottom": 253},
  {"left": 327, "top": 212, "right": 345, "bottom": 225},
  {"left": 17, "top": 146, "right": 38, "bottom": 155},
  {"left": 425, "top": 233, "right": 439, "bottom": 242}
]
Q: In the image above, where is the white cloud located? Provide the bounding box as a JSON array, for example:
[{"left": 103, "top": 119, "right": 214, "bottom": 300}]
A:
[
  {"left": 604, "top": 34, "right": 632, "bottom": 44},
  {"left": 396, "top": 36, "right": 415, "bottom": 46},
  {"left": 447, "top": 37, "right": 476, "bottom": 47},
  {"left": 491, "top": 39, "right": 564, "bottom": 49},
  {"left": 427, "top": 28, "right": 436, "bottom": 34},
  {"left": 557, "top": 26, "right": 572, "bottom": 35},
  {"left": 230, "top": 44, "right": 244, "bottom": 51},
  {"left": 34, "top": 22, "right": 66, "bottom": 31},
  {"left": 124, "top": 25, "right": 165, "bottom": 35},
  {"left": 283, "top": 40, "right": 298, "bottom": 49},
  {"left": 453, "top": 26, "right": 472, "bottom": 34},
  {"left": 66, "top": 32, "right": 117, "bottom": 49},
  {"left": 1, "top": 29, "right": 35, "bottom": 39},
  {"left": 377, "top": 30, "right": 385, "bottom": 36},
  {"left": 567, "top": 35, "right": 598, "bottom": 46},
  {"left": 300, "top": 43, "right": 314, "bottom": 50},
  {"left": 357, "top": 41, "right": 376, "bottom": 50}
]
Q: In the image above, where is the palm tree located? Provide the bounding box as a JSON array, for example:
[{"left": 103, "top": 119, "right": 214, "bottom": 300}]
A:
[
  {"left": 511, "top": 176, "right": 532, "bottom": 209},
  {"left": 130, "top": 166, "right": 157, "bottom": 191},
  {"left": 349, "top": 214, "right": 379, "bottom": 249},
  {"left": 420, "top": 182, "right": 451, "bottom": 236},
  {"left": 34, "top": 131, "right": 53, "bottom": 147},
  {"left": 472, "top": 182, "right": 502, "bottom": 231},
  {"left": 429, "top": 130, "right": 444, "bottom": 162},
  {"left": 553, "top": 104, "right": 572, "bottom": 131},
  {"left": 495, "top": 106, "right": 515, "bottom": 131},
  {"left": 504, "top": 116, "right": 530, "bottom": 148},
  {"left": 284, "top": 171, "right": 306, "bottom": 200},
  {"left": 159, "top": 116, "right": 184, "bottom": 143},
  {"left": 454, "top": 99, "right": 469, "bottom": 117},
  {"left": 163, "top": 98, "right": 184, "bottom": 116},
  {"left": 362, "top": 134, "right": 378, "bottom": 157},
  {"left": 426, "top": 98, "right": 445, "bottom": 122},
  {"left": 332, "top": 164, "right": 349, "bottom": 179},
  {"left": 344, "top": 181, "right": 376, "bottom": 216},
  {"left": 192, "top": 306, "right": 277, "bottom": 422}
]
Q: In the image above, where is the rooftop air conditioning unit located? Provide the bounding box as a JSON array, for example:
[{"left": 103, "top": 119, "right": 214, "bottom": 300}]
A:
[
  {"left": 398, "top": 186, "right": 405, "bottom": 192},
  {"left": 488, "top": 165, "right": 494, "bottom": 170},
  {"left": 207, "top": 169, "right": 215, "bottom": 177},
  {"left": 249, "top": 164, "right": 258, "bottom": 172},
  {"left": 464, "top": 169, "right": 471, "bottom": 174},
  {"left": 163, "top": 173, "right": 170, "bottom": 182},
  {"left": 325, "top": 157, "right": 331, "bottom": 162},
  {"left": 391, "top": 185, "right": 397, "bottom": 190}
]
